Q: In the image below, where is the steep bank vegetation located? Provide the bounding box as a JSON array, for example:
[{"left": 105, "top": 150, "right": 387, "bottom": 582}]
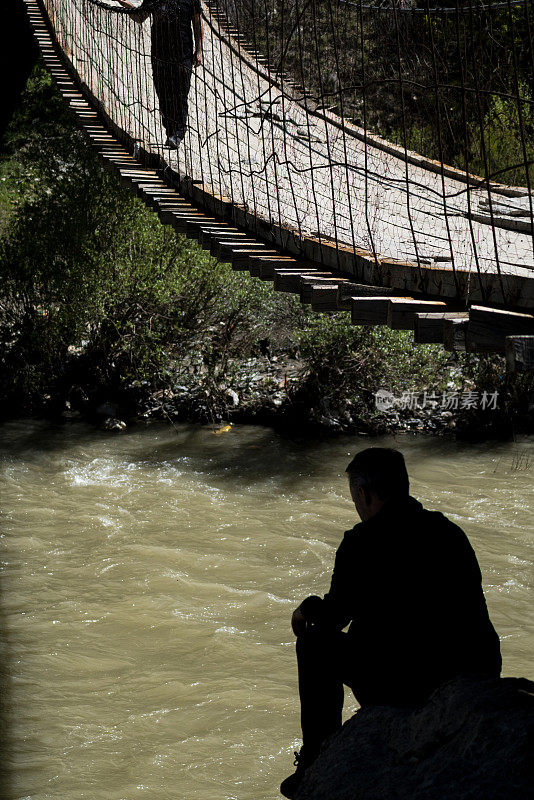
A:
[{"left": 1, "top": 62, "right": 532, "bottom": 438}]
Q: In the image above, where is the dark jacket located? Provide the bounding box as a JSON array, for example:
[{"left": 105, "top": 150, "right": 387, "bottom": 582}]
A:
[
  {"left": 301, "top": 495, "right": 501, "bottom": 705},
  {"left": 142, "top": 0, "right": 201, "bottom": 62}
]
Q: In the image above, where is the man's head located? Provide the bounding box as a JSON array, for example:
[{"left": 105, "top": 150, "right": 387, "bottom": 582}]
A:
[{"left": 346, "top": 447, "right": 409, "bottom": 521}]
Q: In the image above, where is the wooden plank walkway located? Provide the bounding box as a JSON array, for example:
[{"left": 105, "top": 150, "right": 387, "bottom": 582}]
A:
[
  {"left": 24, "top": 0, "right": 534, "bottom": 359},
  {"left": 37, "top": 0, "right": 534, "bottom": 310}
]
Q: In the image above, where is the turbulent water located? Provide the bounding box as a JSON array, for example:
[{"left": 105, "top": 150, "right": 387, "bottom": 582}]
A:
[{"left": 1, "top": 421, "right": 532, "bottom": 800}]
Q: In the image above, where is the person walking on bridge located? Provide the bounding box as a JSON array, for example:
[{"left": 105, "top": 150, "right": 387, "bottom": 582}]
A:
[
  {"left": 115, "top": 0, "right": 203, "bottom": 147},
  {"left": 280, "top": 447, "right": 501, "bottom": 799}
]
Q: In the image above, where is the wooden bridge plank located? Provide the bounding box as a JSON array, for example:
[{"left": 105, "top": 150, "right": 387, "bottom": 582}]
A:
[
  {"left": 466, "top": 306, "right": 534, "bottom": 352},
  {"left": 414, "top": 312, "right": 469, "bottom": 344},
  {"left": 248, "top": 256, "right": 302, "bottom": 279},
  {"left": 351, "top": 297, "right": 412, "bottom": 326},
  {"left": 273, "top": 270, "right": 333, "bottom": 292},
  {"left": 197, "top": 227, "right": 248, "bottom": 248},
  {"left": 505, "top": 336, "right": 534, "bottom": 371},
  {"left": 247, "top": 257, "right": 295, "bottom": 277},
  {"left": 216, "top": 241, "right": 279, "bottom": 266},
  {"left": 309, "top": 283, "right": 350, "bottom": 311},
  {"left": 157, "top": 210, "right": 211, "bottom": 231},
  {"left": 301, "top": 277, "right": 348, "bottom": 305},
  {"left": 387, "top": 299, "right": 447, "bottom": 330},
  {"left": 337, "top": 282, "right": 397, "bottom": 310}
]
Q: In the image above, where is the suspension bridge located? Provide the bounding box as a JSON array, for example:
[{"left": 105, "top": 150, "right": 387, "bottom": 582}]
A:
[{"left": 23, "top": 0, "right": 534, "bottom": 365}]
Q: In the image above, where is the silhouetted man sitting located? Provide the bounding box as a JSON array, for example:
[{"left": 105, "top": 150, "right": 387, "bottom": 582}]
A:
[{"left": 280, "top": 447, "right": 501, "bottom": 799}]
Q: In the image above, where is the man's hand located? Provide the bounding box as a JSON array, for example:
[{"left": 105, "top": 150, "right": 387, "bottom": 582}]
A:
[
  {"left": 291, "top": 605, "right": 307, "bottom": 637},
  {"left": 112, "top": 0, "right": 149, "bottom": 22},
  {"left": 193, "top": 50, "right": 202, "bottom": 68}
]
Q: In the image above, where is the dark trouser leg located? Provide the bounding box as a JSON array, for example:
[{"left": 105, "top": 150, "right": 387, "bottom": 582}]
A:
[
  {"left": 175, "top": 59, "right": 192, "bottom": 137},
  {"left": 296, "top": 627, "right": 346, "bottom": 759},
  {"left": 152, "top": 56, "right": 172, "bottom": 137},
  {"left": 151, "top": 56, "right": 192, "bottom": 138}
]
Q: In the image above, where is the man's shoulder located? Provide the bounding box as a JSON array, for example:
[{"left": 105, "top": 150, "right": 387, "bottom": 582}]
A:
[
  {"left": 375, "top": 496, "right": 472, "bottom": 550},
  {"left": 335, "top": 522, "right": 366, "bottom": 554},
  {"left": 341, "top": 521, "right": 363, "bottom": 540},
  {"left": 413, "top": 504, "right": 478, "bottom": 565},
  {"left": 420, "top": 505, "right": 468, "bottom": 535}
]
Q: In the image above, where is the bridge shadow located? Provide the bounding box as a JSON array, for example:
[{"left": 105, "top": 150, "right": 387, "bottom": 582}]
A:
[
  {"left": 1, "top": 418, "right": 484, "bottom": 498},
  {"left": 125, "top": 421, "right": 406, "bottom": 494},
  {"left": 2, "top": 417, "right": 372, "bottom": 495}
]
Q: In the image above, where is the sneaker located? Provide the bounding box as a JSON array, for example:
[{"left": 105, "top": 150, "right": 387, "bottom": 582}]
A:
[{"left": 280, "top": 749, "right": 314, "bottom": 799}]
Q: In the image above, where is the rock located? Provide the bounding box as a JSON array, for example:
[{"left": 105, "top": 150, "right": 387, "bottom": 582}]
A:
[
  {"left": 226, "top": 389, "right": 239, "bottom": 407},
  {"left": 61, "top": 401, "right": 81, "bottom": 420},
  {"left": 101, "top": 417, "right": 127, "bottom": 432},
  {"left": 296, "top": 677, "right": 534, "bottom": 800}
]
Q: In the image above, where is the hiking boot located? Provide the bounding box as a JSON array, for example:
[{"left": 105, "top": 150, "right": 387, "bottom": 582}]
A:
[{"left": 280, "top": 748, "right": 315, "bottom": 799}]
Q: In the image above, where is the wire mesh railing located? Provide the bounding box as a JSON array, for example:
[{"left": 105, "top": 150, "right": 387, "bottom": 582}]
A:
[{"left": 40, "top": 0, "right": 534, "bottom": 307}]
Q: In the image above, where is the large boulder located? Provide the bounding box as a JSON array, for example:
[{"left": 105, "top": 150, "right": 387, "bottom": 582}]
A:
[{"left": 296, "top": 677, "right": 534, "bottom": 800}]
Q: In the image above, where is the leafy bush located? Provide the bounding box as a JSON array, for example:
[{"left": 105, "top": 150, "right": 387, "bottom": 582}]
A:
[{"left": 295, "top": 313, "right": 453, "bottom": 427}]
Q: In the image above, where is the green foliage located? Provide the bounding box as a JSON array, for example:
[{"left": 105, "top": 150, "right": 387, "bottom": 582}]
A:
[
  {"left": 469, "top": 87, "right": 534, "bottom": 186},
  {"left": 452, "top": 352, "right": 534, "bottom": 436},
  {"left": 0, "top": 62, "right": 295, "bottom": 411},
  {"left": 296, "top": 312, "right": 453, "bottom": 426}
]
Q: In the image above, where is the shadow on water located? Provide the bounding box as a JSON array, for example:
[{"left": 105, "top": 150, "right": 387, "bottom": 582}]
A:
[
  {"left": 133, "top": 425, "right": 344, "bottom": 484},
  {"left": 0, "top": 420, "right": 118, "bottom": 459},
  {"left": 1, "top": 419, "right": 355, "bottom": 485},
  {"left": 1, "top": 419, "right": 522, "bottom": 494},
  {"left": 3, "top": 419, "right": 532, "bottom": 520},
  {"left": 126, "top": 425, "right": 511, "bottom": 490}
]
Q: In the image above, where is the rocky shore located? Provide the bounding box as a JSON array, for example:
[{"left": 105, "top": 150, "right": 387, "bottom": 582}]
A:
[{"left": 48, "top": 350, "right": 500, "bottom": 439}]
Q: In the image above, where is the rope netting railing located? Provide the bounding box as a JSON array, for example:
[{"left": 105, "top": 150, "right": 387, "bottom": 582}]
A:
[{"left": 41, "top": 0, "right": 534, "bottom": 307}]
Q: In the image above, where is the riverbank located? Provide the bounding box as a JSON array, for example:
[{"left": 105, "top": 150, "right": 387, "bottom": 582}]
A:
[
  {"left": 38, "top": 343, "right": 533, "bottom": 442},
  {"left": 1, "top": 61, "right": 533, "bottom": 442}
]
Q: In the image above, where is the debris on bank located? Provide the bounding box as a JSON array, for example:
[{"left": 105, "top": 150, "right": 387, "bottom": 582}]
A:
[
  {"left": 51, "top": 352, "right": 479, "bottom": 437},
  {"left": 37, "top": 343, "right": 532, "bottom": 440}
]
